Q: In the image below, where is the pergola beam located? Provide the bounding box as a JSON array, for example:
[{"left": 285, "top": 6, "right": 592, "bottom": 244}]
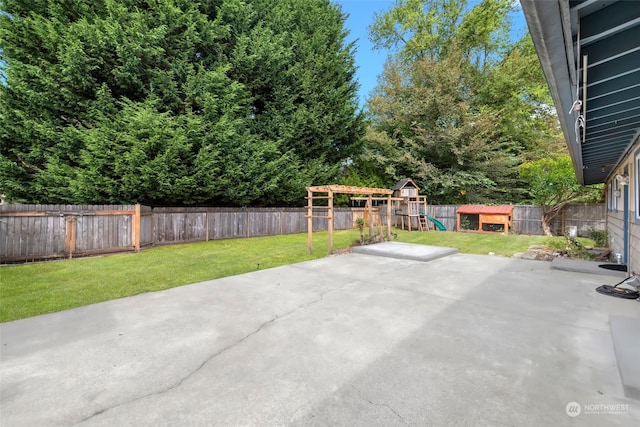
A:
[
  {"left": 306, "top": 185, "right": 393, "bottom": 255},
  {"left": 306, "top": 185, "right": 392, "bottom": 195}
]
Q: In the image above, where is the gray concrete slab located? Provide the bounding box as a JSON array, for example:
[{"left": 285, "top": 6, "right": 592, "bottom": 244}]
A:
[
  {"left": 1, "top": 253, "right": 639, "bottom": 426},
  {"left": 351, "top": 241, "right": 458, "bottom": 262},
  {"left": 551, "top": 257, "right": 628, "bottom": 278},
  {"left": 610, "top": 315, "right": 640, "bottom": 400}
]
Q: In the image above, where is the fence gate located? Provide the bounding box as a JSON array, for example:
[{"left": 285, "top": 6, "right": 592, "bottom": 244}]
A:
[{"left": 0, "top": 205, "right": 141, "bottom": 262}]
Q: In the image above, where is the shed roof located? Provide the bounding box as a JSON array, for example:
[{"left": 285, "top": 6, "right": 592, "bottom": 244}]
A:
[
  {"left": 392, "top": 178, "right": 418, "bottom": 191},
  {"left": 457, "top": 205, "right": 513, "bottom": 215}
]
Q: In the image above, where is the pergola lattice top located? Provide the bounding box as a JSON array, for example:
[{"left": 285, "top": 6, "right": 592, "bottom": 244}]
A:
[
  {"left": 306, "top": 185, "right": 392, "bottom": 195},
  {"left": 306, "top": 185, "right": 392, "bottom": 254}
]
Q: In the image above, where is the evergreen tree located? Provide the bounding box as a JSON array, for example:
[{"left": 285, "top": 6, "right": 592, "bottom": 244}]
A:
[{"left": 0, "top": 0, "right": 363, "bottom": 205}]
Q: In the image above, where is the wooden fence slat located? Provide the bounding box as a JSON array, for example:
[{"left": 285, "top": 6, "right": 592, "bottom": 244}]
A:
[{"left": 0, "top": 204, "right": 607, "bottom": 262}]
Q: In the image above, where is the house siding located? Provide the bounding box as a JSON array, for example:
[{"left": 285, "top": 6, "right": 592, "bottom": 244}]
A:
[
  {"left": 606, "top": 145, "right": 640, "bottom": 274},
  {"left": 607, "top": 210, "right": 624, "bottom": 263},
  {"left": 629, "top": 222, "right": 640, "bottom": 274},
  {"left": 629, "top": 147, "right": 640, "bottom": 275}
]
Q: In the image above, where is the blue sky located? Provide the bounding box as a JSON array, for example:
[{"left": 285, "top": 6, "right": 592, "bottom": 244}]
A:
[
  {"left": 333, "top": 0, "right": 395, "bottom": 106},
  {"left": 333, "top": 0, "right": 528, "bottom": 106}
]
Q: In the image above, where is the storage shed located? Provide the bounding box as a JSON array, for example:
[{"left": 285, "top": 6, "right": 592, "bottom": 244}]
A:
[{"left": 457, "top": 205, "right": 513, "bottom": 234}]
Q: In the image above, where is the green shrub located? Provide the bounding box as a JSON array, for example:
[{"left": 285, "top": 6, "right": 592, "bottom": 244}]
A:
[{"left": 589, "top": 229, "right": 608, "bottom": 247}]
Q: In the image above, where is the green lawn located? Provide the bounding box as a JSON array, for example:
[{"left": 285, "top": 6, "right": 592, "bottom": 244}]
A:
[
  {"left": 393, "top": 230, "right": 593, "bottom": 257},
  {"left": 0, "top": 229, "right": 590, "bottom": 322}
]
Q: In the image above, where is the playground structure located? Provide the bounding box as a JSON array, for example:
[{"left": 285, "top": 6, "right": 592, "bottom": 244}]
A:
[
  {"left": 306, "top": 185, "right": 393, "bottom": 255},
  {"left": 391, "top": 178, "right": 445, "bottom": 232},
  {"left": 306, "top": 180, "right": 447, "bottom": 254},
  {"left": 457, "top": 204, "right": 513, "bottom": 234}
]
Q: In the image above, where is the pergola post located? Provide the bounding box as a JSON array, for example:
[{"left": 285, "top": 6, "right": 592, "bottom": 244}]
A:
[
  {"left": 306, "top": 185, "right": 393, "bottom": 255},
  {"left": 367, "top": 194, "right": 373, "bottom": 236},
  {"left": 387, "top": 194, "right": 392, "bottom": 236},
  {"left": 307, "top": 188, "right": 313, "bottom": 254},
  {"left": 328, "top": 190, "right": 334, "bottom": 254}
]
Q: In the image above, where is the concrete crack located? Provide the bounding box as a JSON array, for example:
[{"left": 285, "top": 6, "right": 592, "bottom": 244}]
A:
[
  {"left": 350, "top": 384, "right": 409, "bottom": 425},
  {"left": 76, "top": 284, "right": 349, "bottom": 425},
  {"left": 76, "top": 314, "right": 278, "bottom": 425}
]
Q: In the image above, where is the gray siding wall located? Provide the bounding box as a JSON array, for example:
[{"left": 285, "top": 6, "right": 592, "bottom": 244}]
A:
[
  {"left": 607, "top": 210, "right": 625, "bottom": 261},
  {"left": 629, "top": 222, "right": 640, "bottom": 274}
]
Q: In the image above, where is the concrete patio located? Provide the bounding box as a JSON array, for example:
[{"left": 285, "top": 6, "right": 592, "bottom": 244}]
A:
[{"left": 1, "top": 245, "right": 639, "bottom": 426}]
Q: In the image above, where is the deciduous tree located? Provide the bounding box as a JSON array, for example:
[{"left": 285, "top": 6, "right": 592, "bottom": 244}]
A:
[
  {"left": 519, "top": 156, "right": 601, "bottom": 236},
  {"left": 356, "top": 0, "right": 566, "bottom": 203},
  {"left": 363, "top": 53, "right": 519, "bottom": 203}
]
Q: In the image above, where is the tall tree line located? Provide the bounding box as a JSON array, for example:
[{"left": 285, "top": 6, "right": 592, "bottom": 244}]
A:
[
  {"left": 355, "top": 0, "right": 567, "bottom": 204},
  {"left": 0, "top": 0, "right": 364, "bottom": 206}
]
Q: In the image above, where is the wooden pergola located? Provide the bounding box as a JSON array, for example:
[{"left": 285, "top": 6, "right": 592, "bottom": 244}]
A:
[{"left": 306, "top": 185, "right": 393, "bottom": 254}]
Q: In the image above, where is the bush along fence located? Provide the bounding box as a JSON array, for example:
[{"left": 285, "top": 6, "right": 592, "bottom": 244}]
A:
[{"left": 0, "top": 203, "right": 605, "bottom": 262}]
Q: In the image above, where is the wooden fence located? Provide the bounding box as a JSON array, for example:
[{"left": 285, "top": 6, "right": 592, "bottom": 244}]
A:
[
  {"left": 0, "top": 205, "right": 352, "bottom": 262},
  {"left": 0, "top": 204, "right": 140, "bottom": 262},
  {"left": 405, "top": 204, "right": 605, "bottom": 236},
  {"left": 0, "top": 203, "right": 605, "bottom": 262},
  {"left": 150, "top": 207, "right": 353, "bottom": 245}
]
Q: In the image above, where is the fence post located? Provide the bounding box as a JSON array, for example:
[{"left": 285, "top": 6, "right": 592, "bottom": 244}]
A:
[
  {"left": 65, "top": 215, "right": 76, "bottom": 258},
  {"left": 151, "top": 207, "right": 156, "bottom": 246},
  {"left": 133, "top": 204, "right": 141, "bottom": 252},
  {"left": 205, "top": 210, "right": 209, "bottom": 242}
]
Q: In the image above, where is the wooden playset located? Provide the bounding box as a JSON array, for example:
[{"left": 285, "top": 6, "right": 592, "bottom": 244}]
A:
[
  {"left": 305, "top": 179, "right": 448, "bottom": 254},
  {"left": 390, "top": 178, "right": 447, "bottom": 231},
  {"left": 391, "top": 178, "right": 427, "bottom": 231}
]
